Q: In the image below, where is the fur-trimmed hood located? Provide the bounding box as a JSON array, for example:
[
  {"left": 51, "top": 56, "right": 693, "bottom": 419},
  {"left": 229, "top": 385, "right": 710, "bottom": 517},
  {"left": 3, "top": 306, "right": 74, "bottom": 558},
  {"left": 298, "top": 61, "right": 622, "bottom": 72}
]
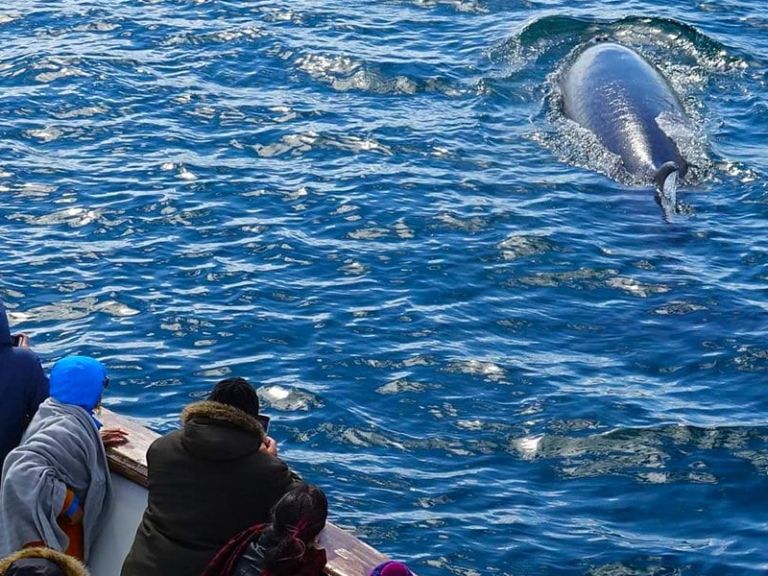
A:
[
  {"left": 180, "top": 401, "right": 266, "bottom": 461},
  {"left": 181, "top": 401, "right": 265, "bottom": 437},
  {"left": 0, "top": 547, "right": 89, "bottom": 576}
]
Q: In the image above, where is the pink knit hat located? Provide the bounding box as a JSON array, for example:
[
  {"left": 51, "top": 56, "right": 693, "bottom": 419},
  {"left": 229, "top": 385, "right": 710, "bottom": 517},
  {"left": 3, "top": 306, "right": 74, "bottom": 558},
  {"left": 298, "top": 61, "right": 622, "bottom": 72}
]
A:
[{"left": 369, "top": 560, "right": 414, "bottom": 576}]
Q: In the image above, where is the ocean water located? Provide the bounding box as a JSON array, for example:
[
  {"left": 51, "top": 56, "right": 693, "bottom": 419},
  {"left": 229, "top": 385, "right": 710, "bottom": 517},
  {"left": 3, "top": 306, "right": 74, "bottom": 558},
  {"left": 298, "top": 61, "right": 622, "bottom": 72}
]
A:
[{"left": 1, "top": 1, "right": 767, "bottom": 574}]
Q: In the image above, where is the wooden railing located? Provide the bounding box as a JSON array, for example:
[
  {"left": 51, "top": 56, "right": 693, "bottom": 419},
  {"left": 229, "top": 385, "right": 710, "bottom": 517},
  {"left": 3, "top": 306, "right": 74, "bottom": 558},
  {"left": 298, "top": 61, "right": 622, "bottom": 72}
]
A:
[{"left": 101, "top": 409, "right": 388, "bottom": 576}]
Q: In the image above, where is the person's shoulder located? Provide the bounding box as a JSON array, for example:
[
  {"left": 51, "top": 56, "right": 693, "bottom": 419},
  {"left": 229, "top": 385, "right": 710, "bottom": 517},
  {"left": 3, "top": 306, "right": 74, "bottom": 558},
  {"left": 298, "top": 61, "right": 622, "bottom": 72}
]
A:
[
  {"left": 145, "top": 430, "right": 181, "bottom": 470},
  {"left": 249, "top": 452, "right": 294, "bottom": 477},
  {"left": 150, "top": 427, "right": 182, "bottom": 448},
  {"left": 26, "top": 400, "right": 90, "bottom": 435},
  {"left": 5, "top": 345, "right": 44, "bottom": 367},
  {"left": 148, "top": 426, "right": 186, "bottom": 455}
]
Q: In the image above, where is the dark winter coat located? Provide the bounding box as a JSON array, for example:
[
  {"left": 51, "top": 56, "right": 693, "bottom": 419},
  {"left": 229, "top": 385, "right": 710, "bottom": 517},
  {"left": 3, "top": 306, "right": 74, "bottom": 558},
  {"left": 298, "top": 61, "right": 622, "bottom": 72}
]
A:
[
  {"left": 0, "top": 301, "right": 48, "bottom": 466},
  {"left": 120, "top": 401, "right": 302, "bottom": 576}
]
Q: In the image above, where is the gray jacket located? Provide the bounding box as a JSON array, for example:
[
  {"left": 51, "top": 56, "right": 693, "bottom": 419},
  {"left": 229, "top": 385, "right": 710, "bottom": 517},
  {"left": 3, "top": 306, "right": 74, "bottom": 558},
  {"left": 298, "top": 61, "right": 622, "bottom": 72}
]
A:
[{"left": 0, "top": 399, "right": 111, "bottom": 561}]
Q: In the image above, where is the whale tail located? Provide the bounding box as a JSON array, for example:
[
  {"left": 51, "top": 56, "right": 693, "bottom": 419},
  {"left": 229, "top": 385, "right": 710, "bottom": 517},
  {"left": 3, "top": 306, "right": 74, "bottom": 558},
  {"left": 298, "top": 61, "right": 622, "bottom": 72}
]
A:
[{"left": 654, "top": 161, "right": 680, "bottom": 220}]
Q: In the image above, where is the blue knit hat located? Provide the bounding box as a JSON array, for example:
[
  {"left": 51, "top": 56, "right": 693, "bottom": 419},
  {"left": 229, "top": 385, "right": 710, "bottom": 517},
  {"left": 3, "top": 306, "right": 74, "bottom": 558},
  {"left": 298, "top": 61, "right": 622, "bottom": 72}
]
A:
[{"left": 50, "top": 355, "right": 108, "bottom": 413}]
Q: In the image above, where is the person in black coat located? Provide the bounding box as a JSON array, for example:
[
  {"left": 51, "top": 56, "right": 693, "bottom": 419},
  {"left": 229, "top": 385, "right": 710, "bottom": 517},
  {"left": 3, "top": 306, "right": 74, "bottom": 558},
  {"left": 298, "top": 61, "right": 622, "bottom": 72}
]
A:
[
  {"left": 121, "top": 377, "right": 302, "bottom": 576},
  {"left": 0, "top": 299, "right": 48, "bottom": 467}
]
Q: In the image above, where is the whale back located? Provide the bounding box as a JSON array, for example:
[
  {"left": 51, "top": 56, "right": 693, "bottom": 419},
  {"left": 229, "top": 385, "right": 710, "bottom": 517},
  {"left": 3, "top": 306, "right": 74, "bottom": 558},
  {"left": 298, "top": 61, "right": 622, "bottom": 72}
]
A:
[{"left": 560, "top": 42, "right": 688, "bottom": 182}]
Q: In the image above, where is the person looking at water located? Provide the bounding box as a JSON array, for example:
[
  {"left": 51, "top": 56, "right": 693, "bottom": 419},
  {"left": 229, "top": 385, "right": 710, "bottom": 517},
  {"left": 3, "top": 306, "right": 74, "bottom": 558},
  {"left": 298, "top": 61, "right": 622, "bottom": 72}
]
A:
[
  {"left": 201, "top": 483, "right": 328, "bottom": 576},
  {"left": 0, "top": 355, "right": 128, "bottom": 562},
  {"left": 121, "top": 377, "right": 302, "bottom": 576},
  {"left": 0, "top": 299, "right": 48, "bottom": 466}
]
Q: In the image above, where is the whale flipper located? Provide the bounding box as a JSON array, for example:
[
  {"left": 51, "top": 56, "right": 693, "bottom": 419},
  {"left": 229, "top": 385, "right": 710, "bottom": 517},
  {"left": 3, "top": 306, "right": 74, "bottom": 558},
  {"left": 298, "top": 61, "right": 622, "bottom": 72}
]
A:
[{"left": 654, "top": 161, "right": 680, "bottom": 220}]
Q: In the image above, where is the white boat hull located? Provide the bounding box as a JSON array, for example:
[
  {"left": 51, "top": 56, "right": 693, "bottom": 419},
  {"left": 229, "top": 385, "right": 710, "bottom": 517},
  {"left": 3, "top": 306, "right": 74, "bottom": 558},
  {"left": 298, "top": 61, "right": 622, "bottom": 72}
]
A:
[{"left": 88, "top": 472, "right": 147, "bottom": 576}]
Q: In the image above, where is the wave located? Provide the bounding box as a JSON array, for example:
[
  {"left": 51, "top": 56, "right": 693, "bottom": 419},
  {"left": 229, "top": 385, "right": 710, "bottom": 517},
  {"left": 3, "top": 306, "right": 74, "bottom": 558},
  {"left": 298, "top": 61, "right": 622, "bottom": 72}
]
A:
[
  {"left": 494, "top": 14, "right": 742, "bottom": 71},
  {"left": 294, "top": 52, "right": 464, "bottom": 96},
  {"left": 513, "top": 423, "right": 768, "bottom": 481}
]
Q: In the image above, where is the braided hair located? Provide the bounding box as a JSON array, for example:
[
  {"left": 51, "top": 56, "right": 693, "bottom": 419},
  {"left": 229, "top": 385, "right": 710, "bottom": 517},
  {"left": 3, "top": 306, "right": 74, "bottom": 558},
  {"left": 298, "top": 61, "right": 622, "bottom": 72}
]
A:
[{"left": 258, "top": 484, "right": 328, "bottom": 576}]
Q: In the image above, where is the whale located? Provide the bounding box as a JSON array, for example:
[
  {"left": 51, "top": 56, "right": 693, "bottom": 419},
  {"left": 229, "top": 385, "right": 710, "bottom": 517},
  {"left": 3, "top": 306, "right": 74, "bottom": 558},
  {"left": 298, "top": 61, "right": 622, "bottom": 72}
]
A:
[{"left": 559, "top": 40, "right": 689, "bottom": 217}]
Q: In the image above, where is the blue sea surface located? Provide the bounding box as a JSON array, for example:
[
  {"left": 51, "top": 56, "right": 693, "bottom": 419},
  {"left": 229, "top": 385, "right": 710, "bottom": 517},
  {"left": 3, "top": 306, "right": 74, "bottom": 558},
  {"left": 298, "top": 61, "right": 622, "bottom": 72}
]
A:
[{"left": 1, "top": 0, "right": 767, "bottom": 574}]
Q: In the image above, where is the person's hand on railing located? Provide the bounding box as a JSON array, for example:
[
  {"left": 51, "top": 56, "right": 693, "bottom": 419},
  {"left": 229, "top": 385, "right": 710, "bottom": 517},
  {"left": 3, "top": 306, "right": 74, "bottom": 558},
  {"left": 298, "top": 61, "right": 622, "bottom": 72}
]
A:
[{"left": 101, "top": 427, "right": 129, "bottom": 448}]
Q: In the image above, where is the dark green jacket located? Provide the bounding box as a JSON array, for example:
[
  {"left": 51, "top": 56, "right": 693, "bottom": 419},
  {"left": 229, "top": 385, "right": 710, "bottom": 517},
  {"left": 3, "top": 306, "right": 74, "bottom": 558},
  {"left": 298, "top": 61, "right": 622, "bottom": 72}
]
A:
[{"left": 120, "top": 401, "right": 301, "bottom": 576}]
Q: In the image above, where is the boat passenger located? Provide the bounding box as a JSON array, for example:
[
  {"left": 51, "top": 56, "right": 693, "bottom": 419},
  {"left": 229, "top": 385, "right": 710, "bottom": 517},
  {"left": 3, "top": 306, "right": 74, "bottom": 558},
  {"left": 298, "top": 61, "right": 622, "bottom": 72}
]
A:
[
  {"left": 201, "top": 483, "right": 328, "bottom": 576},
  {"left": 0, "top": 546, "right": 89, "bottom": 576},
  {"left": 0, "top": 356, "right": 128, "bottom": 562},
  {"left": 0, "top": 299, "right": 48, "bottom": 466},
  {"left": 121, "top": 377, "right": 302, "bottom": 576},
  {"left": 369, "top": 561, "right": 416, "bottom": 576}
]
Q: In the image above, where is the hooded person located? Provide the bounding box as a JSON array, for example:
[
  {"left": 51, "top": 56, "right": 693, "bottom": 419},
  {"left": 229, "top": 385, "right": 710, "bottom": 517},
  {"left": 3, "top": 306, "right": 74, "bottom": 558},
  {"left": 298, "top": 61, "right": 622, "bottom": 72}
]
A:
[
  {"left": 0, "top": 547, "right": 89, "bottom": 576},
  {"left": 121, "top": 377, "right": 302, "bottom": 576},
  {"left": 0, "top": 355, "right": 122, "bottom": 562},
  {"left": 0, "top": 299, "right": 48, "bottom": 466}
]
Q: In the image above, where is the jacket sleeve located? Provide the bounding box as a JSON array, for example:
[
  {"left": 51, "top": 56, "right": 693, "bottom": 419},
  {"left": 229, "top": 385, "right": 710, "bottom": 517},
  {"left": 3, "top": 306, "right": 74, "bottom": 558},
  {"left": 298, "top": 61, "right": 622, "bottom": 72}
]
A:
[
  {"left": 26, "top": 356, "right": 49, "bottom": 420},
  {"left": 284, "top": 463, "right": 303, "bottom": 488},
  {"left": 263, "top": 457, "right": 304, "bottom": 503}
]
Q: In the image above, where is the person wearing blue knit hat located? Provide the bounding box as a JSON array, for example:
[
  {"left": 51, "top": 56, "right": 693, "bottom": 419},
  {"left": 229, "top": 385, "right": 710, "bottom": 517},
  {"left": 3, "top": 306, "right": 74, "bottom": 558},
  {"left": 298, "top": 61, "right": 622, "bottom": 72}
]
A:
[
  {"left": 0, "top": 355, "right": 128, "bottom": 563},
  {"left": 50, "top": 356, "right": 106, "bottom": 409},
  {"left": 49, "top": 356, "right": 109, "bottom": 429}
]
